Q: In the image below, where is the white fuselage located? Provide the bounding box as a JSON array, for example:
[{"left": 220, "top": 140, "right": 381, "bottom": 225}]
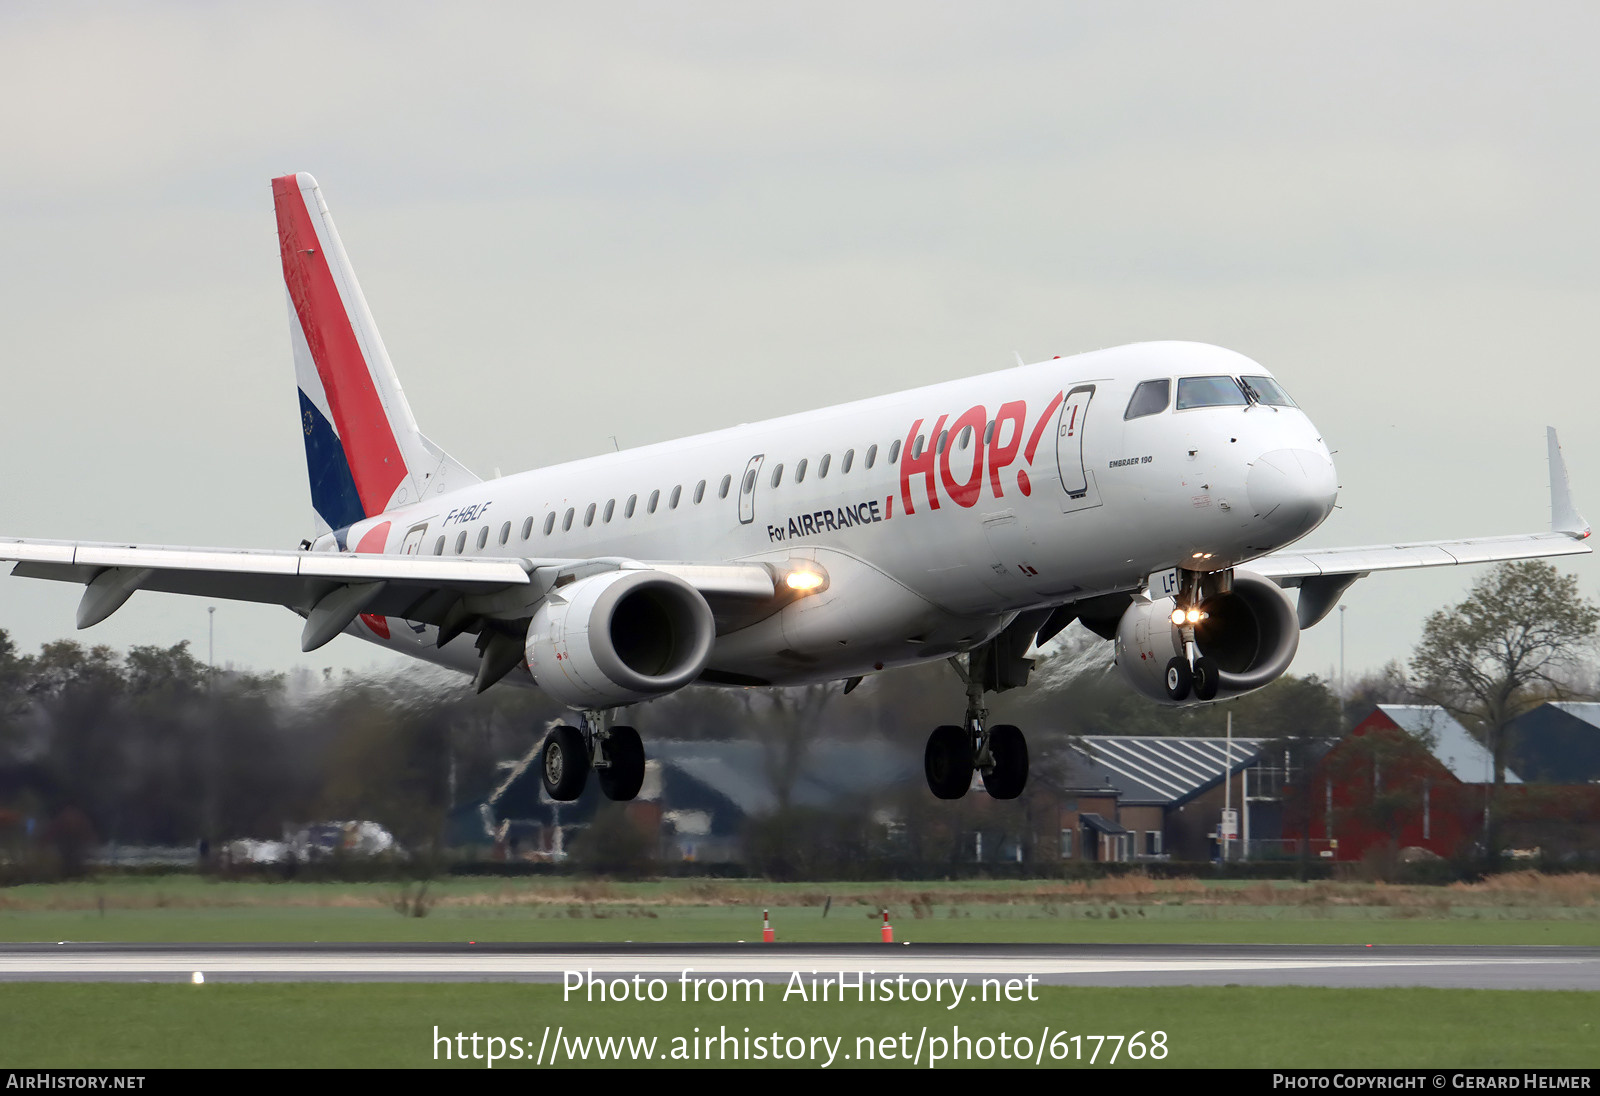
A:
[{"left": 323, "top": 340, "right": 1337, "bottom": 688}]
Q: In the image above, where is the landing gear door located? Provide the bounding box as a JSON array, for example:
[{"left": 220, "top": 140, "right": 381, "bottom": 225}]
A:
[
  {"left": 1056, "top": 384, "right": 1102, "bottom": 513},
  {"left": 738, "top": 454, "right": 764, "bottom": 525}
]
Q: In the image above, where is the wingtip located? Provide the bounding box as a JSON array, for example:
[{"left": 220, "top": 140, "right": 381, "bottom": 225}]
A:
[{"left": 1547, "top": 427, "right": 1590, "bottom": 538}]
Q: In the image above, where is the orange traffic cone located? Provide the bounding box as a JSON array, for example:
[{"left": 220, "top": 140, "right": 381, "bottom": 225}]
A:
[
  {"left": 762, "top": 909, "right": 775, "bottom": 943},
  {"left": 880, "top": 908, "right": 894, "bottom": 943}
]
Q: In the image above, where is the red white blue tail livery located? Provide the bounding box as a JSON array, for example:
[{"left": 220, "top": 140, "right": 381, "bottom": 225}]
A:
[{"left": 274, "top": 173, "right": 477, "bottom": 539}]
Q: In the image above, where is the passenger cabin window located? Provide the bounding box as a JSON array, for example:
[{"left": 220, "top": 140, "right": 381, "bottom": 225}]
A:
[
  {"left": 1241, "top": 375, "right": 1296, "bottom": 407},
  {"left": 771, "top": 463, "right": 784, "bottom": 488},
  {"left": 937, "top": 430, "right": 948, "bottom": 454},
  {"left": 842, "top": 449, "right": 854, "bottom": 474},
  {"left": 626, "top": 494, "right": 638, "bottom": 517},
  {"left": 694, "top": 480, "right": 706, "bottom": 504},
  {"left": 603, "top": 499, "right": 615, "bottom": 522},
  {"left": 521, "top": 517, "right": 534, "bottom": 540},
  {"left": 455, "top": 531, "right": 467, "bottom": 554},
  {"left": 648, "top": 490, "right": 660, "bottom": 514},
  {"left": 1124, "top": 378, "right": 1171, "bottom": 420},
  {"left": 562, "top": 508, "right": 575, "bottom": 531},
  {"left": 958, "top": 426, "right": 973, "bottom": 450},
  {"left": 984, "top": 420, "right": 995, "bottom": 445},
  {"left": 433, "top": 536, "right": 445, "bottom": 555},
  {"left": 886, "top": 440, "right": 898, "bottom": 464},
  {"left": 476, "top": 527, "right": 489, "bottom": 550},
  {"left": 796, "top": 458, "right": 808, "bottom": 483},
  {"left": 718, "top": 474, "right": 731, "bottom": 499},
  {"left": 742, "top": 470, "right": 757, "bottom": 494},
  {"left": 818, "top": 454, "right": 830, "bottom": 478},
  {"left": 669, "top": 485, "right": 681, "bottom": 509},
  {"left": 543, "top": 512, "right": 556, "bottom": 535},
  {"left": 1176, "top": 375, "right": 1249, "bottom": 410},
  {"left": 584, "top": 503, "right": 596, "bottom": 527},
  {"left": 499, "top": 521, "right": 511, "bottom": 545}
]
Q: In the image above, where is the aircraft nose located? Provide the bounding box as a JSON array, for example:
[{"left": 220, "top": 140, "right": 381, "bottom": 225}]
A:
[{"left": 1246, "top": 448, "right": 1338, "bottom": 540}]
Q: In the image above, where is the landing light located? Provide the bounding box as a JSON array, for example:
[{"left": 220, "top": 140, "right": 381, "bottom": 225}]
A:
[
  {"left": 786, "top": 570, "right": 826, "bottom": 593},
  {"left": 1171, "top": 608, "right": 1205, "bottom": 625}
]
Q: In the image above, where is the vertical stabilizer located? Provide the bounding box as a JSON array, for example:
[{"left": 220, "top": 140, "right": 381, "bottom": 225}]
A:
[{"left": 272, "top": 173, "right": 479, "bottom": 537}]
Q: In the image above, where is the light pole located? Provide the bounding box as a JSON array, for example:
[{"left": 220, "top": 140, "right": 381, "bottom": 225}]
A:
[
  {"left": 205, "top": 607, "right": 217, "bottom": 865},
  {"left": 1338, "top": 604, "right": 1347, "bottom": 725}
]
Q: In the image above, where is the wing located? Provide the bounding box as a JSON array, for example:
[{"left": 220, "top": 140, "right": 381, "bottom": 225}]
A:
[
  {"left": 0, "top": 538, "right": 779, "bottom": 655},
  {"left": 1249, "top": 427, "right": 1591, "bottom": 628}
]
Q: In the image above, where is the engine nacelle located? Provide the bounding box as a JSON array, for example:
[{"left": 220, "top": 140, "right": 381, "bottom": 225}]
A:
[
  {"left": 1113, "top": 570, "right": 1299, "bottom": 705},
  {"left": 526, "top": 569, "right": 715, "bottom": 708}
]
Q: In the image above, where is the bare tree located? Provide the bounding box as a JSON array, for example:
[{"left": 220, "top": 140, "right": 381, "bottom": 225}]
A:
[
  {"left": 1341, "top": 660, "right": 1412, "bottom": 729},
  {"left": 748, "top": 683, "right": 839, "bottom": 813}
]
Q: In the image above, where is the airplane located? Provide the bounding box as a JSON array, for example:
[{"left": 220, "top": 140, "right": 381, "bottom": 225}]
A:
[{"left": 1, "top": 173, "right": 1590, "bottom": 804}]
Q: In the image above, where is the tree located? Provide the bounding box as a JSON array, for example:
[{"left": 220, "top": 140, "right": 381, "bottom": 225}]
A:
[
  {"left": 1409, "top": 560, "right": 1600, "bottom": 862},
  {"left": 0, "top": 630, "right": 30, "bottom": 749},
  {"left": 1341, "top": 660, "right": 1411, "bottom": 730}
]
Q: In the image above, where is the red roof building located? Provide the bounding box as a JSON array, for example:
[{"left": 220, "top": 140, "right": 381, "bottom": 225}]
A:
[{"left": 1288, "top": 706, "right": 1502, "bottom": 862}]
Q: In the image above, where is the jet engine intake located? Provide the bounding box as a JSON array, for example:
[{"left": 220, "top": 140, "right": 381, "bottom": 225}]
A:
[
  {"left": 526, "top": 569, "right": 715, "bottom": 708},
  {"left": 1113, "top": 570, "right": 1299, "bottom": 705}
]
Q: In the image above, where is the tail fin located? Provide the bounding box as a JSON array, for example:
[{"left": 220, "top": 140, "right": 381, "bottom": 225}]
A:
[{"left": 272, "top": 172, "right": 479, "bottom": 537}]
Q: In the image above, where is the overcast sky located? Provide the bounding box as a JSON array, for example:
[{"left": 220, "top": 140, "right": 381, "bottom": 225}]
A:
[{"left": 1, "top": 2, "right": 1595, "bottom": 694}]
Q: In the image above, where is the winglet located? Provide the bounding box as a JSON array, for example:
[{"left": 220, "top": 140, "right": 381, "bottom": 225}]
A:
[{"left": 1548, "top": 427, "right": 1590, "bottom": 538}]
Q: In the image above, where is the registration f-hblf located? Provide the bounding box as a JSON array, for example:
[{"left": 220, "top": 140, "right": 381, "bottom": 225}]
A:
[{"left": 2, "top": 175, "right": 1590, "bottom": 803}]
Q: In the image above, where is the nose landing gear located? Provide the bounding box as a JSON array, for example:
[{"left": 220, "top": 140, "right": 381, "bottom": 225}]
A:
[
  {"left": 539, "top": 710, "right": 648, "bottom": 802},
  {"left": 1164, "top": 569, "right": 1224, "bottom": 702}
]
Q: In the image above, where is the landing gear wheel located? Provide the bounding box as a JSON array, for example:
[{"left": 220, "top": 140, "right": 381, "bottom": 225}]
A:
[
  {"left": 598, "top": 725, "right": 645, "bottom": 801},
  {"left": 1192, "top": 656, "right": 1220, "bottom": 701},
  {"left": 984, "top": 724, "right": 1028, "bottom": 800},
  {"left": 1164, "top": 657, "right": 1192, "bottom": 702},
  {"left": 540, "top": 724, "right": 589, "bottom": 801},
  {"left": 925, "top": 724, "right": 973, "bottom": 800}
]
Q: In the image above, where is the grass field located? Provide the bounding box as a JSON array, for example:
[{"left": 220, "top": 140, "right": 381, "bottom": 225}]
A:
[
  {"left": 4, "top": 874, "right": 1596, "bottom": 1069},
  {"left": 2, "top": 871, "right": 1599, "bottom": 945},
  {"left": 0, "top": 983, "right": 1593, "bottom": 1068}
]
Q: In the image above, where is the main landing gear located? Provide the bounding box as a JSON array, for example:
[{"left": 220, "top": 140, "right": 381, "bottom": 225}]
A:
[
  {"left": 924, "top": 652, "right": 1028, "bottom": 801},
  {"left": 540, "top": 710, "right": 646, "bottom": 802},
  {"left": 1164, "top": 569, "right": 1222, "bottom": 703}
]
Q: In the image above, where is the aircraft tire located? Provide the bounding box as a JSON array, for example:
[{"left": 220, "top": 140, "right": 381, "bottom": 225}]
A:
[
  {"left": 1192, "top": 657, "right": 1220, "bottom": 701},
  {"left": 1164, "top": 657, "right": 1192, "bottom": 702},
  {"left": 541, "top": 724, "right": 590, "bottom": 801},
  {"left": 598, "top": 725, "right": 646, "bottom": 802},
  {"left": 925, "top": 724, "right": 973, "bottom": 800},
  {"left": 984, "top": 724, "right": 1028, "bottom": 800}
]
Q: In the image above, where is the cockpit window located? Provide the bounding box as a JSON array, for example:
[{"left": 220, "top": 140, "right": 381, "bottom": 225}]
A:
[
  {"left": 1240, "top": 375, "right": 1296, "bottom": 407},
  {"left": 1176, "top": 375, "right": 1249, "bottom": 409},
  {"left": 1124, "top": 379, "right": 1171, "bottom": 420}
]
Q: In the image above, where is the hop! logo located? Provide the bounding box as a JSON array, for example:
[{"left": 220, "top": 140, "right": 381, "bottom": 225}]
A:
[{"left": 899, "top": 392, "right": 1063, "bottom": 515}]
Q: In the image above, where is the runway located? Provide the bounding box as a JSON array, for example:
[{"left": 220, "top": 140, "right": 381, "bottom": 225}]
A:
[{"left": 3, "top": 943, "right": 1598, "bottom": 989}]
